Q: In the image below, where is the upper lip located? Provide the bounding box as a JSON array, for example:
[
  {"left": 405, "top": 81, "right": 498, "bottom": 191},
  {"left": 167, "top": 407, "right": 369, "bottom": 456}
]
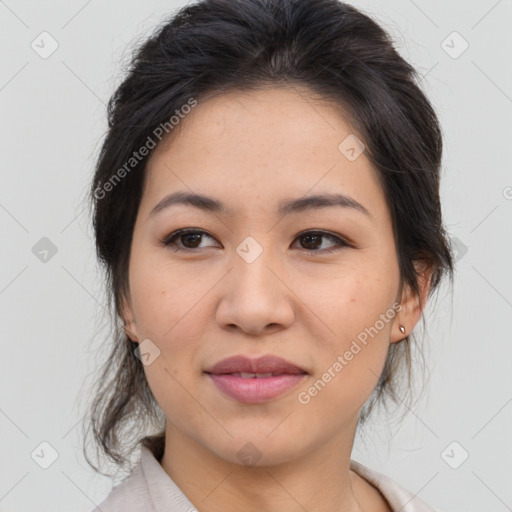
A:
[{"left": 204, "top": 355, "right": 308, "bottom": 375}]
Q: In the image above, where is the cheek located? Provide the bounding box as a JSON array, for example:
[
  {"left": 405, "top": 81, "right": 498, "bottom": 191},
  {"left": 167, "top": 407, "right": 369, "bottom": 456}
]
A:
[
  {"left": 300, "top": 269, "right": 397, "bottom": 394},
  {"left": 128, "top": 253, "right": 213, "bottom": 395},
  {"left": 305, "top": 267, "right": 397, "bottom": 342},
  {"left": 128, "top": 250, "right": 213, "bottom": 340}
]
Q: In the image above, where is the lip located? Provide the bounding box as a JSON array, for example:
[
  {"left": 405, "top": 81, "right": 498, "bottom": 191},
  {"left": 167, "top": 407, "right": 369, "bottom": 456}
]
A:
[
  {"left": 204, "top": 355, "right": 308, "bottom": 404},
  {"left": 207, "top": 373, "right": 307, "bottom": 403},
  {"left": 204, "top": 354, "right": 308, "bottom": 375}
]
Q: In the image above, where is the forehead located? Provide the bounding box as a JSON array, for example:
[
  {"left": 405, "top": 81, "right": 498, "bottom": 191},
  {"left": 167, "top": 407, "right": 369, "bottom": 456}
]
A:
[
  {"left": 142, "top": 86, "right": 386, "bottom": 219},
  {"left": 152, "top": 86, "right": 354, "bottom": 157}
]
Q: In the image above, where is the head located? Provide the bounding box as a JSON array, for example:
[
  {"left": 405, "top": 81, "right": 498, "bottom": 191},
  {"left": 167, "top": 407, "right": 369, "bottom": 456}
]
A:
[{"left": 85, "top": 0, "right": 454, "bottom": 474}]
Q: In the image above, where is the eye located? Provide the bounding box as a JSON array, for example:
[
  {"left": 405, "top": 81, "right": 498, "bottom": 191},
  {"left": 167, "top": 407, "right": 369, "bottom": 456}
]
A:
[
  {"left": 292, "top": 230, "right": 350, "bottom": 254},
  {"left": 162, "top": 229, "right": 218, "bottom": 251},
  {"left": 162, "top": 228, "right": 351, "bottom": 254}
]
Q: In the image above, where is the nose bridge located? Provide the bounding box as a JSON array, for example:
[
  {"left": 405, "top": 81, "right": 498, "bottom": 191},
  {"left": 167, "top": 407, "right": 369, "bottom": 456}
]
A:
[
  {"left": 216, "top": 234, "right": 294, "bottom": 334},
  {"left": 232, "top": 234, "right": 280, "bottom": 297}
]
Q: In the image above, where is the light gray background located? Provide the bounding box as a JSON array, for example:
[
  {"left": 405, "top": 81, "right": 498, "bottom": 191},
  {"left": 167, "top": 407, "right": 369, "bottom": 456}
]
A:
[{"left": 1, "top": 0, "right": 511, "bottom": 510}]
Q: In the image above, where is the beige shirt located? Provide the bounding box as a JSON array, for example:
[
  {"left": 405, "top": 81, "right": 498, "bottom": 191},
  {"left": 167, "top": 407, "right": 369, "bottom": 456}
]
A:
[{"left": 92, "top": 445, "right": 442, "bottom": 512}]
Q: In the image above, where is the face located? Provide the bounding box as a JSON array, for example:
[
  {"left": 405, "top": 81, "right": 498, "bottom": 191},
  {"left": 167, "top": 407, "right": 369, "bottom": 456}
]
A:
[{"left": 123, "top": 86, "right": 423, "bottom": 467}]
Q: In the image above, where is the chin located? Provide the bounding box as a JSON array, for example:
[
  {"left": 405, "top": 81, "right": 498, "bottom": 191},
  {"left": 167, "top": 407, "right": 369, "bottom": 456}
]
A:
[{"left": 205, "top": 432, "right": 308, "bottom": 468}]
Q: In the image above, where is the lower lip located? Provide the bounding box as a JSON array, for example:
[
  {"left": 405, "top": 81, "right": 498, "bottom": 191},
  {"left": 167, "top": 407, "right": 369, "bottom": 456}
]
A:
[{"left": 206, "top": 373, "right": 307, "bottom": 403}]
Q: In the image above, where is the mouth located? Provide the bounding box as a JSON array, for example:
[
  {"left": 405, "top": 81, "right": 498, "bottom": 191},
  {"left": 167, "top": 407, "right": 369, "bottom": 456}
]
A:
[
  {"left": 204, "top": 354, "right": 308, "bottom": 403},
  {"left": 204, "top": 354, "right": 308, "bottom": 375}
]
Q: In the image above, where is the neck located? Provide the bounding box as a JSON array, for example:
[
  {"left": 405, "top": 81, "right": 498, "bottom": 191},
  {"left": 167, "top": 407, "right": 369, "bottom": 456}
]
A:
[{"left": 160, "top": 422, "right": 367, "bottom": 512}]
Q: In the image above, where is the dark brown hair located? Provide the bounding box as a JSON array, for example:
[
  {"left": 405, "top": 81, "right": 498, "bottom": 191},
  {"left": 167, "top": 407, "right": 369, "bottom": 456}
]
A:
[{"left": 83, "top": 0, "right": 454, "bottom": 475}]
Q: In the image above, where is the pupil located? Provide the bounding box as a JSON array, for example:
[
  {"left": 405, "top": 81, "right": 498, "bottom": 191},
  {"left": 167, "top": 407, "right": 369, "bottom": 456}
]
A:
[
  {"left": 183, "top": 233, "right": 201, "bottom": 248},
  {"left": 303, "top": 234, "right": 320, "bottom": 249}
]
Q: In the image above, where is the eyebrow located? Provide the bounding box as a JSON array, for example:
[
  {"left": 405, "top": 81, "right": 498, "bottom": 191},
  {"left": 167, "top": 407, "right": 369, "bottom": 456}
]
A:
[{"left": 149, "top": 191, "right": 371, "bottom": 218}]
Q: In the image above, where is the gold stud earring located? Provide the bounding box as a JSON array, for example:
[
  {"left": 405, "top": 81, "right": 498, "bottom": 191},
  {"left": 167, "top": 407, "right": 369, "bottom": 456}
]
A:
[{"left": 399, "top": 325, "right": 406, "bottom": 334}]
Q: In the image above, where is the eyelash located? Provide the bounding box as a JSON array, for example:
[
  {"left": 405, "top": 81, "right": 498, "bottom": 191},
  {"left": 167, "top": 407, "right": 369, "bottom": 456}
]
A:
[{"left": 161, "top": 229, "right": 352, "bottom": 254}]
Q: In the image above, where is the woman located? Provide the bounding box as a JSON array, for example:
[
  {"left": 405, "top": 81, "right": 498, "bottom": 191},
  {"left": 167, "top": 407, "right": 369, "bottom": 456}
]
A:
[{"left": 85, "top": 0, "right": 453, "bottom": 510}]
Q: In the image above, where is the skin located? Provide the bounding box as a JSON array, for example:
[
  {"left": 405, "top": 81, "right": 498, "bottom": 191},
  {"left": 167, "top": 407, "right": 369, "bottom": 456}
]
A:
[{"left": 122, "top": 86, "right": 431, "bottom": 512}]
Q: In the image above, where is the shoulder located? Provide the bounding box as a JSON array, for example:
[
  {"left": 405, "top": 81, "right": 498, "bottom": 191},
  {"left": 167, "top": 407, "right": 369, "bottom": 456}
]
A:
[
  {"left": 89, "top": 445, "right": 198, "bottom": 512},
  {"left": 350, "top": 460, "right": 446, "bottom": 512},
  {"left": 90, "top": 462, "right": 154, "bottom": 512}
]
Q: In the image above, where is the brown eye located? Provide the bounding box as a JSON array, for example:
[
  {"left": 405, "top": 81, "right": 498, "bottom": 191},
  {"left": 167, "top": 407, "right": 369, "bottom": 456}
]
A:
[
  {"left": 162, "top": 229, "right": 351, "bottom": 254},
  {"left": 293, "top": 230, "right": 350, "bottom": 253},
  {"left": 162, "top": 229, "right": 218, "bottom": 251}
]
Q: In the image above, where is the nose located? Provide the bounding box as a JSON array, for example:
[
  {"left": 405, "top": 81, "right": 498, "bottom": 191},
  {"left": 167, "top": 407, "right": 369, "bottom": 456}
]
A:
[{"left": 215, "top": 247, "right": 295, "bottom": 336}]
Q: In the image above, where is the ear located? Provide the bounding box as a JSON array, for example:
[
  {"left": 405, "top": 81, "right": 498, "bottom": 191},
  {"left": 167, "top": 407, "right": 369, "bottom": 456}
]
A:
[
  {"left": 120, "top": 294, "right": 139, "bottom": 343},
  {"left": 390, "top": 260, "right": 433, "bottom": 343}
]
